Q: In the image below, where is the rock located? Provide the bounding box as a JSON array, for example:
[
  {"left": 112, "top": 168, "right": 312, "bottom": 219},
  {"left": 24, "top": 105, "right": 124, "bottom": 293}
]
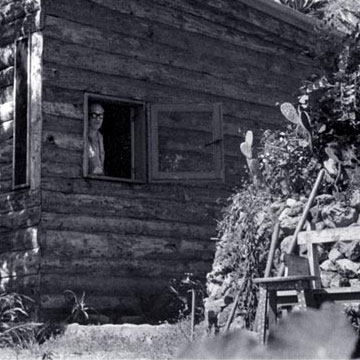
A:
[
  {"left": 217, "top": 305, "right": 232, "bottom": 327},
  {"left": 317, "top": 245, "right": 329, "bottom": 263},
  {"left": 336, "top": 259, "right": 360, "bottom": 277},
  {"left": 286, "top": 198, "right": 298, "bottom": 207},
  {"left": 343, "top": 241, "right": 360, "bottom": 261},
  {"left": 205, "top": 298, "right": 226, "bottom": 313},
  {"left": 350, "top": 189, "right": 360, "bottom": 212},
  {"left": 328, "top": 248, "right": 344, "bottom": 262},
  {"left": 350, "top": 279, "right": 360, "bottom": 288},
  {"left": 320, "top": 271, "right": 337, "bottom": 288},
  {"left": 315, "top": 221, "right": 326, "bottom": 230},
  {"left": 287, "top": 201, "right": 304, "bottom": 217},
  {"left": 320, "top": 259, "right": 338, "bottom": 272},
  {"left": 330, "top": 274, "right": 349, "bottom": 288},
  {"left": 280, "top": 236, "right": 293, "bottom": 254},
  {"left": 322, "top": 203, "right": 358, "bottom": 228},
  {"left": 279, "top": 213, "right": 301, "bottom": 235},
  {"left": 315, "top": 194, "right": 335, "bottom": 205}
]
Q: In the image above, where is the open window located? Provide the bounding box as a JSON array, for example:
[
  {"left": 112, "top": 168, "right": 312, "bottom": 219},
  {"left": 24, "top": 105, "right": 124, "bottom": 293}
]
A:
[
  {"left": 149, "top": 103, "right": 224, "bottom": 181},
  {"left": 13, "top": 36, "right": 30, "bottom": 189},
  {"left": 83, "top": 94, "right": 146, "bottom": 182}
]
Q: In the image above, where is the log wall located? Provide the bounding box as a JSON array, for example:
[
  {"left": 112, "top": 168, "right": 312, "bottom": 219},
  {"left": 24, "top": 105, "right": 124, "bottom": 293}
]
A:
[
  {"left": 0, "top": 0, "right": 43, "bottom": 312},
  {"left": 38, "top": 0, "right": 320, "bottom": 320}
]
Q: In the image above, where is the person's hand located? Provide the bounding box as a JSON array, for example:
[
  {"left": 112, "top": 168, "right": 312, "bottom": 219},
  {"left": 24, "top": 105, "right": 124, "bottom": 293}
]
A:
[{"left": 93, "top": 166, "right": 103, "bottom": 175}]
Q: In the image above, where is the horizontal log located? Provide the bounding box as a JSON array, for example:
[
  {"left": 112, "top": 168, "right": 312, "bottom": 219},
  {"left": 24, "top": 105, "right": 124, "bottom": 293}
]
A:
[
  {"left": 43, "top": 62, "right": 296, "bottom": 113},
  {"left": 0, "top": 162, "right": 12, "bottom": 180},
  {"left": 40, "top": 177, "right": 232, "bottom": 204},
  {"left": 0, "top": 85, "right": 13, "bottom": 103},
  {"left": 40, "top": 274, "right": 181, "bottom": 297},
  {"left": 0, "top": 188, "right": 41, "bottom": 213},
  {"left": 44, "top": 15, "right": 310, "bottom": 90},
  {"left": 42, "top": 145, "right": 82, "bottom": 165},
  {"left": 42, "top": 100, "right": 83, "bottom": 119},
  {"left": 0, "top": 179, "right": 12, "bottom": 193},
  {"left": 0, "top": 206, "right": 41, "bottom": 230},
  {"left": 42, "top": 130, "right": 83, "bottom": 151},
  {"left": 0, "top": 274, "right": 39, "bottom": 295},
  {"left": 0, "top": 247, "right": 40, "bottom": 278},
  {"left": 43, "top": 39, "right": 298, "bottom": 106},
  {"left": 297, "top": 227, "right": 360, "bottom": 245},
  {"left": 0, "top": 66, "right": 13, "bottom": 88},
  {"left": 42, "top": 191, "right": 220, "bottom": 225},
  {"left": 42, "top": 162, "right": 82, "bottom": 178},
  {"left": 47, "top": 0, "right": 314, "bottom": 60},
  {"left": 40, "top": 294, "right": 141, "bottom": 312},
  {"left": 0, "top": 101, "right": 13, "bottom": 122},
  {"left": 0, "top": 44, "right": 14, "bottom": 70},
  {"left": 41, "top": 212, "right": 216, "bottom": 240},
  {"left": 0, "top": 227, "right": 39, "bottom": 253},
  {"left": 0, "top": 11, "right": 42, "bottom": 47},
  {"left": 0, "top": 0, "right": 41, "bottom": 26},
  {"left": 0, "top": 138, "right": 12, "bottom": 163},
  {"left": 43, "top": 114, "right": 83, "bottom": 135},
  {"left": 41, "top": 229, "right": 215, "bottom": 260},
  {"left": 41, "top": 256, "right": 211, "bottom": 279},
  {"left": 43, "top": 84, "right": 287, "bottom": 131}
]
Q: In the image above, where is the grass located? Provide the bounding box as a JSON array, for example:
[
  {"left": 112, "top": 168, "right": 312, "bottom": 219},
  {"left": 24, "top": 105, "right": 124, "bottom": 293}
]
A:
[{"left": 0, "top": 317, "right": 206, "bottom": 360}]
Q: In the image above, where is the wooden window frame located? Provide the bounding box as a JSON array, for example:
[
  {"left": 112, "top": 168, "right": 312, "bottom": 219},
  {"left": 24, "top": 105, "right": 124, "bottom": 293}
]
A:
[
  {"left": 149, "top": 103, "right": 224, "bottom": 182},
  {"left": 83, "top": 93, "right": 146, "bottom": 183},
  {"left": 12, "top": 36, "right": 31, "bottom": 190}
]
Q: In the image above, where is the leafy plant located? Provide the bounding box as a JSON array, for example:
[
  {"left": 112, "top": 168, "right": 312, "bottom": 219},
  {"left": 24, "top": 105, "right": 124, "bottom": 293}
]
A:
[
  {"left": 63, "top": 290, "right": 97, "bottom": 325},
  {"left": 0, "top": 292, "right": 38, "bottom": 347}
]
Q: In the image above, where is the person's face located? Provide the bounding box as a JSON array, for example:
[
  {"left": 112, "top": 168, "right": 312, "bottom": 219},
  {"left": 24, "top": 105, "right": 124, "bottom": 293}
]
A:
[{"left": 89, "top": 110, "right": 104, "bottom": 131}]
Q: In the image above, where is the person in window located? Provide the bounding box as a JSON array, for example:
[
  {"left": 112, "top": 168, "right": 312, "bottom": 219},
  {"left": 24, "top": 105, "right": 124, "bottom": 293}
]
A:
[{"left": 88, "top": 103, "right": 105, "bottom": 175}]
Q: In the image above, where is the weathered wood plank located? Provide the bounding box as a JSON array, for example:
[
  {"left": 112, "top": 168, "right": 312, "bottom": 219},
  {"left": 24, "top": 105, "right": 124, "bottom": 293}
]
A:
[
  {"left": 44, "top": 0, "right": 317, "bottom": 71},
  {"left": 42, "top": 130, "right": 83, "bottom": 151},
  {"left": 0, "top": 179, "right": 12, "bottom": 193},
  {"left": 0, "top": 274, "right": 39, "bottom": 295},
  {"left": 0, "top": 188, "right": 40, "bottom": 213},
  {"left": 43, "top": 39, "right": 300, "bottom": 106},
  {"left": 43, "top": 85, "right": 287, "bottom": 129},
  {"left": 43, "top": 114, "right": 83, "bottom": 135},
  {"left": 42, "top": 191, "right": 220, "bottom": 225},
  {"left": 43, "top": 62, "right": 296, "bottom": 109},
  {"left": 40, "top": 177, "right": 232, "bottom": 204},
  {"left": 297, "top": 227, "right": 360, "bottom": 245},
  {"left": 43, "top": 100, "right": 83, "bottom": 119},
  {"left": 40, "top": 294, "right": 142, "bottom": 312},
  {"left": 41, "top": 229, "right": 215, "bottom": 260},
  {"left": 43, "top": 15, "right": 310, "bottom": 89},
  {"left": 86, "top": 0, "right": 313, "bottom": 56},
  {"left": 0, "top": 248, "right": 40, "bottom": 278},
  {"left": 41, "top": 212, "right": 216, "bottom": 240},
  {"left": 0, "top": 138, "right": 12, "bottom": 163},
  {"left": 42, "top": 145, "right": 82, "bottom": 165},
  {"left": 42, "top": 162, "right": 82, "bottom": 179},
  {"left": 0, "top": 227, "right": 39, "bottom": 253},
  {"left": 41, "top": 256, "right": 211, "bottom": 278},
  {"left": 0, "top": 162, "right": 12, "bottom": 180},
  {"left": 0, "top": 67, "right": 13, "bottom": 88},
  {"left": 0, "top": 206, "right": 41, "bottom": 230}
]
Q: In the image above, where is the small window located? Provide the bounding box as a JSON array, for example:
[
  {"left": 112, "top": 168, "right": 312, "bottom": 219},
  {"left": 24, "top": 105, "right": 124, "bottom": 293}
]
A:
[
  {"left": 83, "top": 94, "right": 146, "bottom": 182},
  {"left": 13, "top": 37, "right": 30, "bottom": 189},
  {"left": 149, "top": 103, "right": 224, "bottom": 181}
]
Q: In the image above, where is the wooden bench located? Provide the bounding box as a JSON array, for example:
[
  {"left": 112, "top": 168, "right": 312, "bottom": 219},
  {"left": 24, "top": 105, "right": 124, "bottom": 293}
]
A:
[{"left": 254, "top": 226, "right": 360, "bottom": 343}]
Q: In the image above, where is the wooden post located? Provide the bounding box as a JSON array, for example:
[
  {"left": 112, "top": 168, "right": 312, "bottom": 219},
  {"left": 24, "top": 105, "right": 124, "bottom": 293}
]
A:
[{"left": 190, "top": 288, "right": 196, "bottom": 341}]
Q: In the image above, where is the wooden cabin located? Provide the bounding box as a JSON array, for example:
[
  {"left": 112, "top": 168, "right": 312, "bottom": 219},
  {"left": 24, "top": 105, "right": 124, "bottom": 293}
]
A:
[{"left": 0, "top": 0, "right": 319, "bottom": 321}]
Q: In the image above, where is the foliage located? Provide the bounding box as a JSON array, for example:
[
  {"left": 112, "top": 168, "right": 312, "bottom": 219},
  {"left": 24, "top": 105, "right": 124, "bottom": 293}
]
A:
[
  {"left": 63, "top": 290, "right": 97, "bottom": 325},
  {"left": 275, "top": 0, "right": 328, "bottom": 15},
  {"left": 0, "top": 292, "right": 38, "bottom": 347}
]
